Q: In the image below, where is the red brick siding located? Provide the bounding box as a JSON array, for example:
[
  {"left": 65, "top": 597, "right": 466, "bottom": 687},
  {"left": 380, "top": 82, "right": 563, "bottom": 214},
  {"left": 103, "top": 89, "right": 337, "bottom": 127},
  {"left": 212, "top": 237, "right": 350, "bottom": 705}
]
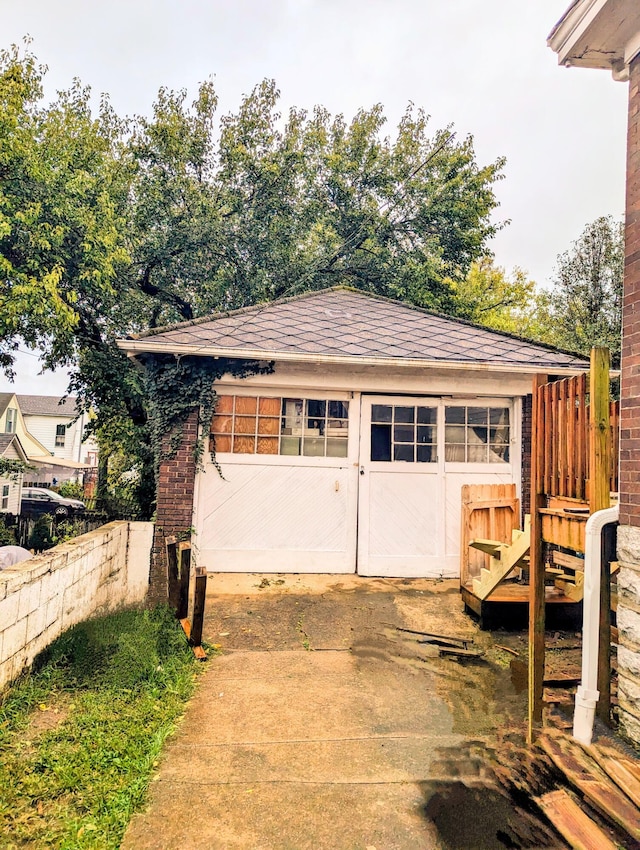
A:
[
  {"left": 620, "top": 55, "right": 640, "bottom": 527},
  {"left": 149, "top": 408, "right": 199, "bottom": 603},
  {"left": 521, "top": 394, "right": 532, "bottom": 518}
]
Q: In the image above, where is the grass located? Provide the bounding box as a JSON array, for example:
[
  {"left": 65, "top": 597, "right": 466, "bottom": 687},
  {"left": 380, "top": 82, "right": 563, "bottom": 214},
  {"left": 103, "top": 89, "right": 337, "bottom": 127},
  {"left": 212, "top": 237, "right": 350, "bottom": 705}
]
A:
[{"left": 0, "top": 606, "right": 208, "bottom": 849}]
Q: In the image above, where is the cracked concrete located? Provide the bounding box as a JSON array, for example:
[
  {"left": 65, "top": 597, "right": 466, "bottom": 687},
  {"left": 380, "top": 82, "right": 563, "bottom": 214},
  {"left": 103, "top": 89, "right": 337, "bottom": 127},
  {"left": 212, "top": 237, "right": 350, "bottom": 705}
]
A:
[{"left": 121, "top": 575, "right": 562, "bottom": 850}]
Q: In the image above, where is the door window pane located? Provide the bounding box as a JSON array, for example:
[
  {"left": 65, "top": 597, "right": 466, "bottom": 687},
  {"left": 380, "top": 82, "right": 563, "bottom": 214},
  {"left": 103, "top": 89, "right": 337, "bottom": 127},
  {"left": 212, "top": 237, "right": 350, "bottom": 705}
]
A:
[
  {"left": 371, "top": 405, "right": 392, "bottom": 423},
  {"left": 394, "top": 444, "right": 414, "bottom": 462},
  {"left": 444, "top": 405, "right": 510, "bottom": 463},
  {"left": 371, "top": 404, "right": 437, "bottom": 463},
  {"left": 394, "top": 406, "right": 415, "bottom": 424},
  {"left": 371, "top": 424, "right": 392, "bottom": 461}
]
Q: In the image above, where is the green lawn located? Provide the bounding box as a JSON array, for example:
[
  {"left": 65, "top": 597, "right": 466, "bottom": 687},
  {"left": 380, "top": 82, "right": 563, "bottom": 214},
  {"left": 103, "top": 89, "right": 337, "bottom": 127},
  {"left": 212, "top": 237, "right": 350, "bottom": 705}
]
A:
[{"left": 0, "top": 606, "right": 208, "bottom": 849}]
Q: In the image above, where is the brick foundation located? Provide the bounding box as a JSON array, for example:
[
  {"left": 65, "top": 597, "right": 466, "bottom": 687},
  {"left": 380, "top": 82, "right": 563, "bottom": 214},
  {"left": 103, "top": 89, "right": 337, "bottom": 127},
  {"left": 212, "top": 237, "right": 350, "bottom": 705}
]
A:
[{"left": 149, "top": 408, "right": 199, "bottom": 604}]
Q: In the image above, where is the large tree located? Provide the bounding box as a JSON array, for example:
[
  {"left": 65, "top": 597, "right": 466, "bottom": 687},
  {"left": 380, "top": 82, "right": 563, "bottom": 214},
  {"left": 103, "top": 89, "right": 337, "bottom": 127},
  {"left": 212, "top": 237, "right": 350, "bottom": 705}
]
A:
[
  {"left": 544, "top": 216, "right": 624, "bottom": 361},
  {"left": 1, "top": 46, "right": 510, "bottom": 515}
]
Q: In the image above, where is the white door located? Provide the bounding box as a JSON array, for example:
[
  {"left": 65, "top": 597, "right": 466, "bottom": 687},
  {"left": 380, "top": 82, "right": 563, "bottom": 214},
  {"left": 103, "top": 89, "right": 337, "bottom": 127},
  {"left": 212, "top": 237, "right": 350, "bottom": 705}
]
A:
[
  {"left": 194, "top": 392, "right": 358, "bottom": 573},
  {"left": 357, "top": 397, "right": 518, "bottom": 577}
]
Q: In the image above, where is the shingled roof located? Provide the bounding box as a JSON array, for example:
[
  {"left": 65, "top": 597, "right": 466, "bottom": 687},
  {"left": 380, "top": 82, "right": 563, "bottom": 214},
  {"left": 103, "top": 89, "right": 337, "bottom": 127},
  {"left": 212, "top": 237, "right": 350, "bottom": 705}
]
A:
[
  {"left": 120, "top": 287, "right": 589, "bottom": 373},
  {"left": 17, "top": 395, "right": 78, "bottom": 417}
]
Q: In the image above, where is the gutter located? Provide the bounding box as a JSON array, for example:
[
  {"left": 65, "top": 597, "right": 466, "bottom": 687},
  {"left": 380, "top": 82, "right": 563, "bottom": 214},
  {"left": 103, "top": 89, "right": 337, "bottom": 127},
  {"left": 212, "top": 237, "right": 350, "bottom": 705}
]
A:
[{"left": 573, "top": 504, "right": 619, "bottom": 745}]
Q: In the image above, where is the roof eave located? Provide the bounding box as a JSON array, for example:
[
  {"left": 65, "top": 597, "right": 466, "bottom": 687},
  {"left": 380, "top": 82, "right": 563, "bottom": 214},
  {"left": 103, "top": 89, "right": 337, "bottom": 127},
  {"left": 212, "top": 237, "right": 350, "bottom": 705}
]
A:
[
  {"left": 117, "top": 339, "right": 590, "bottom": 378},
  {"left": 548, "top": 0, "right": 640, "bottom": 80}
]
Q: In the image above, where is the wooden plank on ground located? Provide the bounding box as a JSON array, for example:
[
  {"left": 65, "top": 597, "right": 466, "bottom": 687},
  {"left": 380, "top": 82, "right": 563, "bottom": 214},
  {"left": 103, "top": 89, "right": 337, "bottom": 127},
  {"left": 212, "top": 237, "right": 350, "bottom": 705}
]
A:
[
  {"left": 587, "top": 743, "right": 640, "bottom": 807},
  {"left": 179, "top": 618, "right": 207, "bottom": 660},
  {"left": 535, "top": 789, "right": 618, "bottom": 850},
  {"left": 539, "top": 734, "right": 640, "bottom": 841}
]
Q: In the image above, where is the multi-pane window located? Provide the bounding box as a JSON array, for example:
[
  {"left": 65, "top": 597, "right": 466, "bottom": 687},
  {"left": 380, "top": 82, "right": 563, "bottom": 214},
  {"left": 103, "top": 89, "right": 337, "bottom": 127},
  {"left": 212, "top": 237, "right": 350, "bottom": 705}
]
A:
[
  {"left": 210, "top": 396, "right": 349, "bottom": 458},
  {"left": 280, "top": 399, "right": 349, "bottom": 457},
  {"left": 55, "top": 424, "right": 66, "bottom": 448},
  {"left": 444, "top": 406, "right": 510, "bottom": 463},
  {"left": 370, "top": 404, "right": 437, "bottom": 463},
  {"left": 5, "top": 408, "right": 16, "bottom": 433},
  {"left": 1, "top": 484, "right": 9, "bottom": 510}
]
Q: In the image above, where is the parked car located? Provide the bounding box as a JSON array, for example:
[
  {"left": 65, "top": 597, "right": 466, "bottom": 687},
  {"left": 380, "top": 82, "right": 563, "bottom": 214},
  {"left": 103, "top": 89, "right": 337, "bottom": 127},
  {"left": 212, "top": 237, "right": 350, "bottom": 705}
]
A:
[{"left": 20, "top": 487, "right": 86, "bottom": 519}]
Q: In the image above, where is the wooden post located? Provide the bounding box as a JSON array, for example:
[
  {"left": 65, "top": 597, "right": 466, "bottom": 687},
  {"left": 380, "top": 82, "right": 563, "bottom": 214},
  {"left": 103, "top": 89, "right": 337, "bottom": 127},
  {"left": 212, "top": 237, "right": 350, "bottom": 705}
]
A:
[
  {"left": 177, "top": 543, "right": 191, "bottom": 621},
  {"left": 165, "top": 536, "right": 179, "bottom": 613},
  {"left": 528, "top": 374, "right": 547, "bottom": 743},
  {"left": 589, "top": 347, "right": 612, "bottom": 515},
  {"left": 589, "top": 346, "right": 612, "bottom": 724},
  {"left": 190, "top": 566, "right": 207, "bottom": 647}
]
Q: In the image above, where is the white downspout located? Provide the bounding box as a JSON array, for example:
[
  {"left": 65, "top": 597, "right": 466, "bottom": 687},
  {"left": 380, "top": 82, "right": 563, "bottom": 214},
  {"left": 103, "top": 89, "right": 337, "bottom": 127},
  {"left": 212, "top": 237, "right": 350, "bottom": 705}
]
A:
[{"left": 573, "top": 504, "right": 619, "bottom": 745}]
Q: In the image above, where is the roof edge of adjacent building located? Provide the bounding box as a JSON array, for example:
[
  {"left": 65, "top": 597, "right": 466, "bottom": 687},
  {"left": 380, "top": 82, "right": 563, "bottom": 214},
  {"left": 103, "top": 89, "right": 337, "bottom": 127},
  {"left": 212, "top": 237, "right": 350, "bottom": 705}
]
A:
[{"left": 548, "top": 0, "right": 640, "bottom": 80}]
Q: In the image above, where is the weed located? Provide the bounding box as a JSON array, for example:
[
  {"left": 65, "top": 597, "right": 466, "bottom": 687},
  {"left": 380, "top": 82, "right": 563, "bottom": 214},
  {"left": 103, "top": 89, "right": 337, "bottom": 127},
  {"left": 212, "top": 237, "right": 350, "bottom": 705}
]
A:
[
  {"left": 0, "top": 606, "right": 207, "bottom": 848},
  {"left": 296, "top": 615, "right": 311, "bottom": 651}
]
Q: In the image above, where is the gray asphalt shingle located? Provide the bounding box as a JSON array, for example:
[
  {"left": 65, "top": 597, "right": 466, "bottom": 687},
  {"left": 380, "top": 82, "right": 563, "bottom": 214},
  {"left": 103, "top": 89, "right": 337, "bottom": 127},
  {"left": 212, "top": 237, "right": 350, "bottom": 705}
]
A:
[{"left": 130, "top": 287, "right": 589, "bottom": 370}]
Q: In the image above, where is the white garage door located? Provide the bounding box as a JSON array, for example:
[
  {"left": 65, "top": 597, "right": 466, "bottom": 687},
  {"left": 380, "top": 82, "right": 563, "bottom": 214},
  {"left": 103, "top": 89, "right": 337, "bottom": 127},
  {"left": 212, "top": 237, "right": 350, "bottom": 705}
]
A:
[
  {"left": 357, "top": 396, "right": 517, "bottom": 577},
  {"left": 195, "top": 391, "right": 518, "bottom": 576}
]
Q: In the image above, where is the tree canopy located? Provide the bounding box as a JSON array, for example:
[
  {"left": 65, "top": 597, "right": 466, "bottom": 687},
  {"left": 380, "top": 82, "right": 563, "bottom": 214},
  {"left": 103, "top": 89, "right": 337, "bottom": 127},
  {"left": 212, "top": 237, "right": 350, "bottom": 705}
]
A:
[
  {"left": 543, "top": 215, "right": 623, "bottom": 362},
  {"left": 1, "top": 44, "right": 512, "bottom": 515}
]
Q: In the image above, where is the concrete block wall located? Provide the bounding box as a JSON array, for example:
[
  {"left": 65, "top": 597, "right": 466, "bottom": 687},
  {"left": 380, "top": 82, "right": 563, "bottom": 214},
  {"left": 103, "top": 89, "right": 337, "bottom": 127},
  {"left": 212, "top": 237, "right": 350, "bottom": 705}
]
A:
[{"left": 0, "top": 520, "right": 153, "bottom": 692}]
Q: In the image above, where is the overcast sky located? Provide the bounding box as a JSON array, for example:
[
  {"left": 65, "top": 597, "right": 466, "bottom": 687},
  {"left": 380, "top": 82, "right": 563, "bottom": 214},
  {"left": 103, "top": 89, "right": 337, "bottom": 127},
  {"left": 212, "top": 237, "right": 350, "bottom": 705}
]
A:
[{"left": 0, "top": 0, "right": 629, "bottom": 394}]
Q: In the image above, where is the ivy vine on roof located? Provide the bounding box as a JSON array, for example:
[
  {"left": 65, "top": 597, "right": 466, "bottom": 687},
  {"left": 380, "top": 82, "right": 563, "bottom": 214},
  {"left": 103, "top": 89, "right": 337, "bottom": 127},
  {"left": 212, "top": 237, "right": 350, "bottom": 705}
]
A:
[{"left": 139, "top": 354, "right": 273, "bottom": 472}]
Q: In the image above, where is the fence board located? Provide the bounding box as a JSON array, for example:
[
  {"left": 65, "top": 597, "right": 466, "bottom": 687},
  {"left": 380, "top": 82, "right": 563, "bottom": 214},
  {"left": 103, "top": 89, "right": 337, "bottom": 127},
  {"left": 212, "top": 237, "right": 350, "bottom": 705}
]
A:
[{"left": 460, "top": 483, "right": 519, "bottom": 584}]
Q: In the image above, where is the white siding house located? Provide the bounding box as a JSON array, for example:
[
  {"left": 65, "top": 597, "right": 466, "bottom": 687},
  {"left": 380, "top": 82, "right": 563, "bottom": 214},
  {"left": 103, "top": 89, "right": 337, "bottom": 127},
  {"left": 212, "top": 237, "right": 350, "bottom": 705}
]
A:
[{"left": 0, "top": 434, "right": 28, "bottom": 515}]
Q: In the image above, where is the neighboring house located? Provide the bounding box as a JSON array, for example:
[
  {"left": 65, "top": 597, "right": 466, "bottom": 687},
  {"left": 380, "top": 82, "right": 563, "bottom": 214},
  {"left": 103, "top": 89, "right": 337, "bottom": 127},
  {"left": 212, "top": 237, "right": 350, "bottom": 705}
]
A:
[
  {"left": 0, "top": 434, "right": 28, "bottom": 514},
  {"left": 17, "top": 394, "right": 98, "bottom": 467},
  {"left": 119, "top": 286, "right": 588, "bottom": 582},
  {"left": 548, "top": 0, "right": 640, "bottom": 743},
  {"left": 0, "top": 392, "right": 96, "bottom": 488}
]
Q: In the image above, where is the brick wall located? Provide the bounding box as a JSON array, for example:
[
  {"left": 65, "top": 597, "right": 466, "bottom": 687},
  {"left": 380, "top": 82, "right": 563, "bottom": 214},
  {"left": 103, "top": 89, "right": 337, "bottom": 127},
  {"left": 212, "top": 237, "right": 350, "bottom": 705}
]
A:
[
  {"left": 149, "top": 408, "right": 200, "bottom": 604},
  {"left": 0, "top": 521, "right": 153, "bottom": 692},
  {"left": 620, "top": 55, "right": 640, "bottom": 528},
  {"left": 521, "top": 394, "right": 532, "bottom": 518},
  {"left": 617, "top": 54, "right": 640, "bottom": 745}
]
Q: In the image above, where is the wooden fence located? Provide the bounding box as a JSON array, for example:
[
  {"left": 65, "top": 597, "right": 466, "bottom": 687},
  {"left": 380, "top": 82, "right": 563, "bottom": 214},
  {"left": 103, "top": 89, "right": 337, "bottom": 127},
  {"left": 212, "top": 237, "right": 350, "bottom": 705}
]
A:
[
  {"left": 529, "top": 347, "right": 617, "bottom": 741},
  {"left": 537, "top": 372, "right": 619, "bottom": 502},
  {"left": 460, "top": 483, "right": 520, "bottom": 585}
]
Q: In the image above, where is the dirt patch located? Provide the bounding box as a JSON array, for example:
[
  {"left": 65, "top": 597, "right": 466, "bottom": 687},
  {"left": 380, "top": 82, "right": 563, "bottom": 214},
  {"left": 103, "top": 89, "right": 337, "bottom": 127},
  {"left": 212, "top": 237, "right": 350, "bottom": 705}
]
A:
[{"left": 25, "top": 695, "right": 71, "bottom": 739}]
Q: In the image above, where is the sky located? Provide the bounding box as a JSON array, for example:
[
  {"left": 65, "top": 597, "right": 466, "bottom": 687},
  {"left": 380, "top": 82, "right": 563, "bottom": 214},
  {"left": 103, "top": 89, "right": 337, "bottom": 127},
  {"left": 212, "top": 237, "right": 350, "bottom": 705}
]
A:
[{"left": 0, "top": 0, "right": 630, "bottom": 395}]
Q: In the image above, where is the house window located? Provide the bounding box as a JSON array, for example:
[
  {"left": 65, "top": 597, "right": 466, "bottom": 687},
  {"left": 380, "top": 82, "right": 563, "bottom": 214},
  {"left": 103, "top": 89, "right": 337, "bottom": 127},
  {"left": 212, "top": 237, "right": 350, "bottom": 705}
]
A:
[
  {"left": 5, "top": 408, "right": 16, "bottom": 433},
  {"left": 444, "top": 406, "right": 510, "bottom": 463},
  {"left": 210, "top": 396, "right": 349, "bottom": 458},
  {"left": 55, "top": 424, "right": 66, "bottom": 448},
  {"left": 1, "top": 484, "right": 9, "bottom": 510},
  {"left": 370, "top": 404, "right": 437, "bottom": 463}
]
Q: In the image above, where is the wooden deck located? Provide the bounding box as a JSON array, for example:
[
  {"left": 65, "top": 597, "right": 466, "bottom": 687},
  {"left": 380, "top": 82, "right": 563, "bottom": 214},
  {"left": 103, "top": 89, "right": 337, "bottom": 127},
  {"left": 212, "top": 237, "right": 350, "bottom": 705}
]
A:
[{"left": 461, "top": 581, "right": 579, "bottom": 628}]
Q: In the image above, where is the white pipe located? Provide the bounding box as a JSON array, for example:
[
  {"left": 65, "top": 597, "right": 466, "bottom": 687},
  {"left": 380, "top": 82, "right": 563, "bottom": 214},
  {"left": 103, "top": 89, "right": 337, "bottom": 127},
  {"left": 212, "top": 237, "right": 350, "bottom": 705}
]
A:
[{"left": 573, "top": 504, "right": 619, "bottom": 745}]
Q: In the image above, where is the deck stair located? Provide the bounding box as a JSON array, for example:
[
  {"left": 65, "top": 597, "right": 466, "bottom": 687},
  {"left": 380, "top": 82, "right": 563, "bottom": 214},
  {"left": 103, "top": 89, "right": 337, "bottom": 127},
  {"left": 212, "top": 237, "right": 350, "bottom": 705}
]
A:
[
  {"left": 470, "top": 516, "right": 531, "bottom": 600},
  {"left": 549, "top": 550, "right": 585, "bottom": 602}
]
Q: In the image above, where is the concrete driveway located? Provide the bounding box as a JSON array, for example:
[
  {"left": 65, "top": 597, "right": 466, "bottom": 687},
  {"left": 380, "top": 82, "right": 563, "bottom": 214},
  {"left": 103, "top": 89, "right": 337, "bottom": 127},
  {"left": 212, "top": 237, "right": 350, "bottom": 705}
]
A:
[{"left": 122, "top": 576, "right": 562, "bottom": 850}]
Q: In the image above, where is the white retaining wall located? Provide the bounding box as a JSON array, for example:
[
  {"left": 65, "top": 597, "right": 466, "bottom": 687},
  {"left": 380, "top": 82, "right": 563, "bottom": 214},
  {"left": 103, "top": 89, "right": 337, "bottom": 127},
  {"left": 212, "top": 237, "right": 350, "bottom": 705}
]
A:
[{"left": 0, "top": 521, "right": 153, "bottom": 691}]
